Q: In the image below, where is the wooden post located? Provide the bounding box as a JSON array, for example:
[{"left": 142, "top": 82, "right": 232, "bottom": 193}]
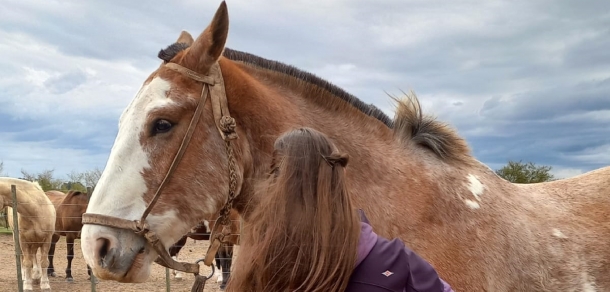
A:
[
  {"left": 166, "top": 267, "right": 171, "bottom": 292},
  {"left": 11, "top": 185, "right": 24, "bottom": 292}
]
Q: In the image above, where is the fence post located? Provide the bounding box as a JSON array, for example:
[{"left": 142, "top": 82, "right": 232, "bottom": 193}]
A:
[
  {"left": 11, "top": 185, "right": 24, "bottom": 292},
  {"left": 166, "top": 267, "right": 170, "bottom": 292}
]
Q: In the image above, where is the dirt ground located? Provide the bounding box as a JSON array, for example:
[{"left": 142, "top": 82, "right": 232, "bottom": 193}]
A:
[{"left": 0, "top": 234, "right": 224, "bottom": 292}]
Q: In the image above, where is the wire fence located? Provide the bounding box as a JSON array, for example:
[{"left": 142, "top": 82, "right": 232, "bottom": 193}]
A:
[{"left": 1, "top": 184, "right": 241, "bottom": 292}]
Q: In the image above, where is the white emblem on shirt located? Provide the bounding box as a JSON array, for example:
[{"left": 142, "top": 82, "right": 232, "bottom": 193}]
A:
[{"left": 382, "top": 270, "right": 394, "bottom": 277}]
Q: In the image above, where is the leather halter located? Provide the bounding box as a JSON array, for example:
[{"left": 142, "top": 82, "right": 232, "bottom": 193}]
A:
[{"left": 81, "top": 61, "right": 239, "bottom": 281}]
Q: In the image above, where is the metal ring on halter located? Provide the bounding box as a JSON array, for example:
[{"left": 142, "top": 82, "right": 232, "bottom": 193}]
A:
[{"left": 194, "top": 258, "right": 216, "bottom": 280}]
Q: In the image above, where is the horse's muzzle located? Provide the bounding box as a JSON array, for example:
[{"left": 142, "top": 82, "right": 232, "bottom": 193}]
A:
[{"left": 80, "top": 224, "right": 150, "bottom": 282}]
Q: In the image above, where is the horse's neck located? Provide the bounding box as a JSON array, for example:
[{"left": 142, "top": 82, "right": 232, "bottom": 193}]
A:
[{"left": 228, "top": 65, "right": 432, "bottom": 227}]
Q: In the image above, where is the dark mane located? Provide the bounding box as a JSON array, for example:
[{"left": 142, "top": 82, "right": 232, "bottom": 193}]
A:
[
  {"left": 66, "top": 190, "right": 88, "bottom": 198},
  {"left": 158, "top": 43, "right": 393, "bottom": 128},
  {"left": 221, "top": 48, "right": 394, "bottom": 127},
  {"left": 158, "top": 43, "right": 472, "bottom": 163}
]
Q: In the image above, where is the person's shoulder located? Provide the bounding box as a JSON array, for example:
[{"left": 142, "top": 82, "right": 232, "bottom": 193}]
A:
[
  {"left": 357, "top": 209, "right": 370, "bottom": 224},
  {"left": 349, "top": 233, "right": 448, "bottom": 292},
  {"left": 347, "top": 236, "right": 411, "bottom": 292}
]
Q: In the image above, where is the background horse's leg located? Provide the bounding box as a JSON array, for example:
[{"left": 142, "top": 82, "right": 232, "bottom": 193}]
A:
[
  {"left": 40, "top": 242, "right": 52, "bottom": 291},
  {"left": 65, "top": 234, "right": 75, "bottom": 282},
  {"left": 47, "top": 234, "right": 60, "bottom": 277},
  {"left": 168, "top": 235, "right": 188, "bottom": 281},
  {"left": 214, "top": 250, "right": 222, "bottom": 284},
  {"left": 22, "top": 243, "right": 34, "bottom": 292},
  {"left": 217, "top": 244, "right": 234, "bottom": 290}
]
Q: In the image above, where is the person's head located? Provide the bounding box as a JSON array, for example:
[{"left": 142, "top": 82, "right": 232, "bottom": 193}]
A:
[{"left": 227, "top": 127, "right": 361, "bottom": 292}]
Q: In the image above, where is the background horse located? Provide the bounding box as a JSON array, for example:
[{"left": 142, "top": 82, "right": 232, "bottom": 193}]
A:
[
  {"left": 168, "top": 209, "right": 240, "bottom": 289},
  {"left": 1, "top": 177, "right": 55, "bottom": 292},
  {"left": 80, "top": 2, "right": 610, "bottom": 291},
  {"left": 45, "top": 190, "right": 92, "bottom": 282}
]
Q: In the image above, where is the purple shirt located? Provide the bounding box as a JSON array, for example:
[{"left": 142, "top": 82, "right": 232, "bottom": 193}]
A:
[{"left": 346, "top": 210, "right": 454, "bottom": 292}]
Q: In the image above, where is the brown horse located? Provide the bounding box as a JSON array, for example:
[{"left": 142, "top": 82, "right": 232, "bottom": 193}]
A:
[
  {"left": 45, "top": 190, "right": 92, "bottom": 282},
  {"left": 1, "top": 177, "right": 55, "bottom": 292},
  {"left": 80, "top": 2, "right": 610, "bottom": 291},
  {"left": 168, "top": 209, "right": 240, "bottom": 289}
]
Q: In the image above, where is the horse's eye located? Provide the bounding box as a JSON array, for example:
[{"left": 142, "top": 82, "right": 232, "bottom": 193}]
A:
[{"left": 153, "top": 119, "right": 173, "bottom": 134}]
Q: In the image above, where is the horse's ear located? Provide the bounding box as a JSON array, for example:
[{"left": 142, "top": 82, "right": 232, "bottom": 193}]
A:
[
  {"left": 183, "top": 1, "right": 229, "bottom": 72},
  {"left": 176, "top": 30, "right": 194, "bottom": 46}
]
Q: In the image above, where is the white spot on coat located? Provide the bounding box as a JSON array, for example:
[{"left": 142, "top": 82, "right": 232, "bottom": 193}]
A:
[
  {"left": 462, "top": 174, "right": 485, "bottom": 209},
  {"left": 467, "top": 174, "right": 484, "bottom": 201},
  {"left": 581, "top": 272, "right": 597, "bottom": 292},
  {"left": 464, "top": 199, "right": 480, "bottom": 209},
  {"left": 552, "top": 228, "right": 568, "bottom": 239}
]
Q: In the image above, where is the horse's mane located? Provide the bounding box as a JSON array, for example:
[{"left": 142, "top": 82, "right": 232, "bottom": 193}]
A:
[
  {"left": 158, "top": 43, "right": 471, "bottom": 163},
  {"left": 390, "top": 91, "right": 472, "bottom": 163},
  {"left": 31, "top": 180, "right": 43, "bottom": 190},
  {"left": 65, "top": 190, "right": 90, "bottom": 203}
]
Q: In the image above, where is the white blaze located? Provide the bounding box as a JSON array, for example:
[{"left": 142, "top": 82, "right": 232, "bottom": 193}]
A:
[{"left": 81, "top": 77, "right": 189, "bottom": 264}]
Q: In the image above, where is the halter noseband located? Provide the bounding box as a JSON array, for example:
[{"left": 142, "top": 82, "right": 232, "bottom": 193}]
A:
[{"left": 81, "top": 61, "right": 240, "bottom": 287}]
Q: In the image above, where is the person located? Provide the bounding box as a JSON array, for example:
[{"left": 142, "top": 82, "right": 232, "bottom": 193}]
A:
[{"left": 226, "top": 127, "right": 454, "bottom": 292}]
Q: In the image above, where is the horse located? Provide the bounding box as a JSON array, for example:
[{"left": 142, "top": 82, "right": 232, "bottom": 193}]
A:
[
  {"left": 45, "top": 190, "right": 92, "bottom": 282},
  {"left": 168, "top": 209, "right": 240, "bottom": 290},
  {"left": 1, "top": 177, "right": 55, "bottom": 292},
  {"left": 79, "top": 2, "right": 610, "bottom": 291}
]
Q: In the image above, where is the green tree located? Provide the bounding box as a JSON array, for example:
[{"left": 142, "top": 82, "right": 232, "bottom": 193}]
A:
[
  {"left": 82, "top": 168, "right": 102, "bottom": 189},
  {"left": 67, "top": 168, "right": 102, "bottom": 190},
  {"left": 495, "top": 160, "right": 555, "bottom": 183},
  {"left": 20, "top": 169, "right": 64, "bottom": 191}
]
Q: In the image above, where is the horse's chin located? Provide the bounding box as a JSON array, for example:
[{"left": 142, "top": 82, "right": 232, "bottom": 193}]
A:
[
  {"left": 94, "top": 246, "right": 156, "bottom": 283},
  {"left": 121, "top": 247, "right": 157, "bottom": 283}
]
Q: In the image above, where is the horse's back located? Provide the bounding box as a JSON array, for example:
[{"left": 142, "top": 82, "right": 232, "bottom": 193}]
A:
[
  {"left": 45, "top": 190, "right": 66, "bottom": 210},
  {"left": 511, "top": 166, "right": 610, "bottom": 290},
  {"left": 58, "top": 191, "right": 89, "bottom": 236}
]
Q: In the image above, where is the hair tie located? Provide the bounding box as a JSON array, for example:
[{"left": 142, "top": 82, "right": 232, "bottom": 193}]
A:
[
  {"left": 321, "top": 153, "right": 349, "bottom": 168},
  {"left": 321, "top": 154, "right": 334, "bottom": 167}
]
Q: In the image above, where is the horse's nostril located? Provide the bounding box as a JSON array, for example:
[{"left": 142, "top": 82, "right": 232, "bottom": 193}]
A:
[
  {"left": 96, "top": 238, "right": 111, "bottom": 266},
  {"left": 138, "top": 246, "right": 145, "bottom": 254}
]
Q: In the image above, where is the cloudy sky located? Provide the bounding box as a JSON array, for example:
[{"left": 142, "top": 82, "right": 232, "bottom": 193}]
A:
[{"left": 1, "top": 0, "right": 608, "bottom": 181}]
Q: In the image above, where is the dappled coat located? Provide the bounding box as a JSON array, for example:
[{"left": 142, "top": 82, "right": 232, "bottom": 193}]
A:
[{"left": 346, "top": 210, "right": 453, "bottom": 292}]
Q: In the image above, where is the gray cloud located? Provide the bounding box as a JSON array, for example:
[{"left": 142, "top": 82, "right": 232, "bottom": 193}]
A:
[
  {"left": 0, "top": 0, "right": 608, "bottom": 179},
  {"left": 44, "top": 69, "right": 88, "bottom": 94}
]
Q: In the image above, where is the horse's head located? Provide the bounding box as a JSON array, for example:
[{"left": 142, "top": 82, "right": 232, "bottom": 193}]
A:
[{"left": 80, "top": 2, "right": 245, "bottom": 282}]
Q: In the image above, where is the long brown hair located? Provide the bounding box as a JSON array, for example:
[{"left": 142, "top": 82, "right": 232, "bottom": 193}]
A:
[{"left": 227, "top": 127, "right": 361, "bottom": 292}]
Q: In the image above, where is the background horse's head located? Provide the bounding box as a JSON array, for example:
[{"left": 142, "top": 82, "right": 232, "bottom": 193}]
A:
[{"left": 80, "top": 2, "right": 245, "bottom": 282}]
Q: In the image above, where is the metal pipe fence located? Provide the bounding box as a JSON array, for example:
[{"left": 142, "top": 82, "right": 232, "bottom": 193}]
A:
[{"left": 2, "top": 184, "right": 238, "bottom": 292}]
